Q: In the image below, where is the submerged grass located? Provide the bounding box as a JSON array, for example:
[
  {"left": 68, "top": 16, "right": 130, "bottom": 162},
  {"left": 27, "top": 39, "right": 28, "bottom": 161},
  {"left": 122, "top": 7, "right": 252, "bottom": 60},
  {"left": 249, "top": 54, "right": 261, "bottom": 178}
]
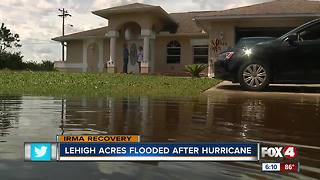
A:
[{"left": 0, "top": 71, "right": 220, "bottom": 97}]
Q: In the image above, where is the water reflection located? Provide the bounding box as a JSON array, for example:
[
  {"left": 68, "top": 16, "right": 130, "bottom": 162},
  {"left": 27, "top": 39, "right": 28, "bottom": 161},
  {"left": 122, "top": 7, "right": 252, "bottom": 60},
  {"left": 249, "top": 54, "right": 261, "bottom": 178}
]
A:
[
  {"left": 0, "top": 96, "right": 22, "bottom": 139},
  {"left": 0, "top": 94, "right": 319, "bottom": 179},
  {"left": 57, "top": 96, "right": 320, "bottom": 145}
]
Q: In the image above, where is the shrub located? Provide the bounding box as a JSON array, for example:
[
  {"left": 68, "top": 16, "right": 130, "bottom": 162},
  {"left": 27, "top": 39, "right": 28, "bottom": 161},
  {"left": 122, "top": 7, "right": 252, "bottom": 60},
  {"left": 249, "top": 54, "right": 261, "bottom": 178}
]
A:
[
  {"left": 0, "top": 51, "right": 24, "bottom": 70},
  {"left": 40, "top": 60, "right": 54, "bottom": 71},
  {"left": 24, "top": 60, "right": 55, "bottom": 71},
  {"left": 184, "top": 64, "right": 208, "bottom": 78},
  {"left": 0, "top": 51, "right": 54, "bottom": 71}
]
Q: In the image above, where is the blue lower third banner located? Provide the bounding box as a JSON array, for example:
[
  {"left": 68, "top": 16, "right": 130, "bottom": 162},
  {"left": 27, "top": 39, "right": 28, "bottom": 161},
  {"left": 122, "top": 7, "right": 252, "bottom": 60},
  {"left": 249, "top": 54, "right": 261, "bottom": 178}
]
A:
[{"left": 58, "top": 143, "right": 259, "bottom": 161}]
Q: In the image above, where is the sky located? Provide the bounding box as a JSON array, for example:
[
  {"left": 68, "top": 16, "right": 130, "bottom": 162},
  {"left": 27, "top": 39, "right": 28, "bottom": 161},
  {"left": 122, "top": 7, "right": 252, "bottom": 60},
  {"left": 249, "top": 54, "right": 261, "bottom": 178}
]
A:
[{"left": 0, "top": 0, "right": 273, "bottom": 62}]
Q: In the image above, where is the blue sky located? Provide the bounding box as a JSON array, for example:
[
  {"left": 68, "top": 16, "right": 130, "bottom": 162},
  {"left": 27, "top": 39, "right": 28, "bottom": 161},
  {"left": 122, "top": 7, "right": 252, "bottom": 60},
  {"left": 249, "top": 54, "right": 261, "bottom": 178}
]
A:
[{"left": 0, "top": 0, "right": 274, "bottom": 62}]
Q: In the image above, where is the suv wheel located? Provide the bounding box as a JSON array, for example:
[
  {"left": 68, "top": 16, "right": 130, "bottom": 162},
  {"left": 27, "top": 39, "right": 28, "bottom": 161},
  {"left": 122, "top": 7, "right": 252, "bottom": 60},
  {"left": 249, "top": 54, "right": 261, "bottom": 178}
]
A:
[{"left": 238, "top": 62, "right": 270, "bottom": 91}]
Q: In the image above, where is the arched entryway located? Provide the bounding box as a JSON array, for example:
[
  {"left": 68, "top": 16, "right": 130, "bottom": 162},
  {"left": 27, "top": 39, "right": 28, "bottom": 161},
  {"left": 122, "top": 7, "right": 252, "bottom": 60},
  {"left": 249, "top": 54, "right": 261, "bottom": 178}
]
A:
[
  {"left": 87, "top": 43, "right": 99, "bottom": 72},
  {"left": 120, "top": 22, "right": 142, "bottom": 74},
  {"left": 106, "top": 20, "right": 154, "bottom": 74}
]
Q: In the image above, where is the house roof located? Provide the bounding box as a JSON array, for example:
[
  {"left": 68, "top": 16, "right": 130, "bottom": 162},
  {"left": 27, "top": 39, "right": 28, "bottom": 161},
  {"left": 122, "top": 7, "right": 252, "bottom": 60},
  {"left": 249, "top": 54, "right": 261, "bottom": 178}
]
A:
[
  {"left": 169, "top": 12, "right": 209, "bottom": 34},
  {"left": 92, "top": 3, "right": 174, "bottom": 21},
  {"left": 94, "top": 3, "right": 155, "bottom": 12},
  {"left": 52, "top": 26, "right": 108, "bottom": 41},
  {"left": 195, "top": 0, "right": 320, "bottom": 20},
  {"left": 92, "top": 3, "right": 177, "bottom": 30}
]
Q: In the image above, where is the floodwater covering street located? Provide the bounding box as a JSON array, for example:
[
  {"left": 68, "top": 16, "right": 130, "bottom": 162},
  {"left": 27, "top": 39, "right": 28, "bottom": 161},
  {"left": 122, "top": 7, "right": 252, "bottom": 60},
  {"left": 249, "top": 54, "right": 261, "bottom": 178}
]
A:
[{"left": 0, "top": 90, "right": 320, "bottom": 179}]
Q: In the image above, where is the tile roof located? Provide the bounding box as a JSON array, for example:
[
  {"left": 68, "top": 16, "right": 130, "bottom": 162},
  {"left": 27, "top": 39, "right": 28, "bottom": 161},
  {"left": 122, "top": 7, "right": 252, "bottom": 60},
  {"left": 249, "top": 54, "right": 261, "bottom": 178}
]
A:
[
  {"left": 92, "top": 3, "right": 166, "bottom": 18},
  {"left": 169, "top": 12, "right": 209, "bottom": 34},
  {"left": 96, "top": 3, "right": 155, "bottom": 12},
  {"left": 52, "top": 26, "right": 108, "bottom": 41},
  {"left": 196, "top": 0, "right": 320, "bottom": 18}
]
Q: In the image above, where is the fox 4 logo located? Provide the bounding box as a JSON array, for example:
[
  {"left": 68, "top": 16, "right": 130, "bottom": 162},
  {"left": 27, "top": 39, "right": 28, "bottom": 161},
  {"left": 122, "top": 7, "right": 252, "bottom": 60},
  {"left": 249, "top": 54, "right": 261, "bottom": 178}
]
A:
[{"left": 261, "top": 146, "right": 297, "bottom": 159}]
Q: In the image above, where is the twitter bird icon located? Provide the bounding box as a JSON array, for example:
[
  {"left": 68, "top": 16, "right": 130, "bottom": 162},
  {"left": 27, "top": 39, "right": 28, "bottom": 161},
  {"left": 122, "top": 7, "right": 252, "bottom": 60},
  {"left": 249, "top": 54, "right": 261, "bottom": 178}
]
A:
[{"left": 31, "top": 143, "right": 51, "bottom": 161}]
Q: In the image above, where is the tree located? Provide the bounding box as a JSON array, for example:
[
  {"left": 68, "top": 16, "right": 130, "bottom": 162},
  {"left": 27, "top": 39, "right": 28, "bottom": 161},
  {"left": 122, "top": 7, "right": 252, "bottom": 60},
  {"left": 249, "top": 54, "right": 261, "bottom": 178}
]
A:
[{"left": 0, "top": 23, "right": 21, "bottom": 52}]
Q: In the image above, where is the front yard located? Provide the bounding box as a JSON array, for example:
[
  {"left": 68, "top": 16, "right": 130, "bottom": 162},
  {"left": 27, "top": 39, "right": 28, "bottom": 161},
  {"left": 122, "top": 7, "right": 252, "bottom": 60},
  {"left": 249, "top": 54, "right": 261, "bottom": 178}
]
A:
[{"left": 0, "top": 71, "right": 220, "bottom": 97}]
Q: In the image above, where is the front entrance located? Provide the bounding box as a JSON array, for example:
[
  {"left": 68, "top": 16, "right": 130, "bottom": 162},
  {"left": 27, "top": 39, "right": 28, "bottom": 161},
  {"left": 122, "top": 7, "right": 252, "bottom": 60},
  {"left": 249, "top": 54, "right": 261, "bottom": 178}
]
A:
[{"left": 127, "top": 40, "right": 143, "bottom": 74}]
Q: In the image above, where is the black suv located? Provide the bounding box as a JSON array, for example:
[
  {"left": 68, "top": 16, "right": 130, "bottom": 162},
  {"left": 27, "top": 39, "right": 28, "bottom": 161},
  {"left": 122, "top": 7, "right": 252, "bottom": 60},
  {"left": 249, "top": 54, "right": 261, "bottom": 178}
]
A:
[
  {"left": 216, "top": 37, "right": 275, "bottom": 79},
  {"left": 214, "top": 18, "right": 320, "bottom": 91}
]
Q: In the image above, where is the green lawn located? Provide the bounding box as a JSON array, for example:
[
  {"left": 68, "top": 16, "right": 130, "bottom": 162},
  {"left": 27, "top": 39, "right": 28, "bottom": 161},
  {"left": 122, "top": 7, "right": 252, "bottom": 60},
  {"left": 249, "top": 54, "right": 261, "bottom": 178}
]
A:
[{"left": 0, "top": 71, "right": 220, "bottom": 97}]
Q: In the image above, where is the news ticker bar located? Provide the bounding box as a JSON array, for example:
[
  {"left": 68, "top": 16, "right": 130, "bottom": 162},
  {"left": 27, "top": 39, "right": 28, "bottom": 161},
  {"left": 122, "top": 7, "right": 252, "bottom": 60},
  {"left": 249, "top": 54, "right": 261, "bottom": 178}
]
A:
[
  {"left": 25, "top": 142, "right": 259, "bottom": 162},
  {"left": 59, "top": 143, "right": 258, "bottom": 161},
  {"left": 24, "top": 135, "right": 300, "bottom": 173}
]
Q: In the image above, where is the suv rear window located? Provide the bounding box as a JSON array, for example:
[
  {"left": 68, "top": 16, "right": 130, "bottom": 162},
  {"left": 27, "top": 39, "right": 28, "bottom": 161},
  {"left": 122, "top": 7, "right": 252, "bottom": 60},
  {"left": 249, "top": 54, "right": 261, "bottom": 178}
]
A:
[
  {"left": 235, "top": 38, "right": 273, "bottom": 49},
  {"left": 299, "top": 23, "right": 320, "bottom": 41}
]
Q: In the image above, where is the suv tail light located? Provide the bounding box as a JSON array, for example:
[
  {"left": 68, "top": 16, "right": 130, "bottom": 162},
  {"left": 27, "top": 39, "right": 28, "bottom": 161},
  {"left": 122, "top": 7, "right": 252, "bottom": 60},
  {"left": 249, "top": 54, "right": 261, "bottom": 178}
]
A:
[{"left": 225, "top": 52, "right": 234, "bottom": 60}]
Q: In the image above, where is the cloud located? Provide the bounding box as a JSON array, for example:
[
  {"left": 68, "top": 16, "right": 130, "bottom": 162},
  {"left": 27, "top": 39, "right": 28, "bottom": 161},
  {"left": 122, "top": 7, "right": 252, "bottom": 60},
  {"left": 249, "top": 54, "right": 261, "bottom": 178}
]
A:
[
  {"left": 92, "top": 0, "right": 144, "bottom": 10},
  {"left": 0, "top": 0, "right": 105, "bottom": 62}
]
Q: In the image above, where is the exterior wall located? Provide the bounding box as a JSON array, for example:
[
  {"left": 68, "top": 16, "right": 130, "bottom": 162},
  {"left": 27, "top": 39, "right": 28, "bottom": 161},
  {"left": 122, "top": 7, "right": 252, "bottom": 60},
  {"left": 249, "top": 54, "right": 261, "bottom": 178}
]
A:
[
  {"left": 108, "top": 13, "right": 160, "bottom": 31},
  {"left": 83, "top": 39, "right": 105, "bottom": 73},
  {"left": 154, "top": 36, "right": 207, "bottom": 74},
  {"left": 66, "top": 41, "right": 83, "bottom": 63},
  {"left": 115, "top": 38, "right": 125, "bottom": 73},
  {"left": 87, "top": 42, "right": 99, "bottom": 72},
  {"left": 54, "top": 40, "right": 84, "bottom": 72},
  {"left": 108, "top": 35, "right": 203, "bottom": 74},
  {"left": 57, "top": 39, "right": 106, "bottom": 73},
  {"left": 55, "top": 68, "right": 83, "bottom": 73},
  {"left": 103, "top": 39, "right": 110, "bottom": 72}
]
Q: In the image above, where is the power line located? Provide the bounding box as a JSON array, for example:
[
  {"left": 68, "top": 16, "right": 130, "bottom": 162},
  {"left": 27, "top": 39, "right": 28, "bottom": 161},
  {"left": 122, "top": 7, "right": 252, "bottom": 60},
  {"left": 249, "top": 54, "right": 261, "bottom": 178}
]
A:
[
  {"left": 22, "top": 42, "right": 58, "bottom": 45},
  {"left": 21, "top": 38, "right": 54, "bottom": 42}
]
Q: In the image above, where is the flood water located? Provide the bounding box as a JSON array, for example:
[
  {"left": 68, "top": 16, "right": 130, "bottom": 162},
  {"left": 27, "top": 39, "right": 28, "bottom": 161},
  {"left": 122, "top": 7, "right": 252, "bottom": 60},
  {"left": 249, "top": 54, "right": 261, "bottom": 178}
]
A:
[{"left": 0, "top": 93, "right": 320, "bottom": 179}]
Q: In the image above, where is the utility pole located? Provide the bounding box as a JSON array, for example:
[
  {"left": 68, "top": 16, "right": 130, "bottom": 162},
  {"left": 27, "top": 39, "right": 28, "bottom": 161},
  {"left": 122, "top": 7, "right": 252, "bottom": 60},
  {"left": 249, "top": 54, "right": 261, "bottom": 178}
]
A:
[{"left": 58, "top": 8, "right": 71, "bottom": 61}]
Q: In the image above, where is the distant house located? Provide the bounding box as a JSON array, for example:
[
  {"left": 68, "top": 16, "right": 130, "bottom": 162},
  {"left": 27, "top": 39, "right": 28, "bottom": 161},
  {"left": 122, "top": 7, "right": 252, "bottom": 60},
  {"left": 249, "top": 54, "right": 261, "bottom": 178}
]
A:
[{"left": 52, "top": 0, "right": 320, "bottom": 76}]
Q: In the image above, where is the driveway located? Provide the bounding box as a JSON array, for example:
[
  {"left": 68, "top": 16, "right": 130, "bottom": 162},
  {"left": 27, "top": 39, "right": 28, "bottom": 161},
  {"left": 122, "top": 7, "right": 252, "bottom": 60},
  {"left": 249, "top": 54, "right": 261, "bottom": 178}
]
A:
[{"left": 204, "top": 81, "right": 320, "bottom": 97}]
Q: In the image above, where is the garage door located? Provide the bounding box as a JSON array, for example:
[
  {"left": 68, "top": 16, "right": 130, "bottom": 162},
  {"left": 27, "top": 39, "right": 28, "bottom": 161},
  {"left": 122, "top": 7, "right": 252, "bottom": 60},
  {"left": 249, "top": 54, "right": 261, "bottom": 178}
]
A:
[{"left": 235, "top": 27, "right": 294, "bottom": 43}]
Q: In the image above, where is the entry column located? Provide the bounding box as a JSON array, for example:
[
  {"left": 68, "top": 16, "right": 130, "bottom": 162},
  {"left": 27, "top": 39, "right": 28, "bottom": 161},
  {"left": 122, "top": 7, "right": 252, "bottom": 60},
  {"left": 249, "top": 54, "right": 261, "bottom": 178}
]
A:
[
  {"left": 141, "top": 29, "right": 152, "bottom": 74},
  {"left": 106, "top": 30, "right": 119, "bottom": 73}
]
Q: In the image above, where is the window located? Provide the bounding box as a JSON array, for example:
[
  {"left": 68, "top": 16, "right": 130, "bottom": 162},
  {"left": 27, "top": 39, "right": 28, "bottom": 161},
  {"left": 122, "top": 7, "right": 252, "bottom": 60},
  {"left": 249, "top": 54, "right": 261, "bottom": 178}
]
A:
[
  {"left": 300, "top": 24, "right": 320, "bottom": 41},
  {"left": 193, "top": 45, "right": 208, "bottom": 64},
  {"left": 167, "top": 40, "right": 181, "bottom": 64}
]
